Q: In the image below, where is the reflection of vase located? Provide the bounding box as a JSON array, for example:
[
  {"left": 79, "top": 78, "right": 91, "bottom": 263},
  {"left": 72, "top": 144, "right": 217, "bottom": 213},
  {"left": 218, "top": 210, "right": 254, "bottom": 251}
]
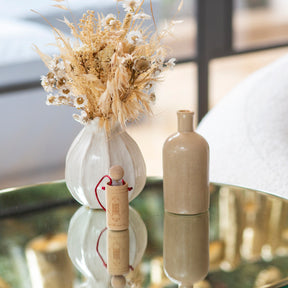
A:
[
  {"left": 163, "top": 110, "right": 209, "bottom": 214},
  {"left": 67, "top": 206, "right": 147, "bottom": 287},
  {"left": 65, "top": 118, "right": 146, "bottom": 209},
  {"left": 164, "top": 212, "right": 209, "bottom": 287}
]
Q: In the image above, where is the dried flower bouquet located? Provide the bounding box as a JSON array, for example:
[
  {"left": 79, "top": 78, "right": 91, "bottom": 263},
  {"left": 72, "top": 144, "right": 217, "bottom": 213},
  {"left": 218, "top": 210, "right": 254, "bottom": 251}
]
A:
[{"left": 36, "top": 0, "right": 180, "bottom": 129}]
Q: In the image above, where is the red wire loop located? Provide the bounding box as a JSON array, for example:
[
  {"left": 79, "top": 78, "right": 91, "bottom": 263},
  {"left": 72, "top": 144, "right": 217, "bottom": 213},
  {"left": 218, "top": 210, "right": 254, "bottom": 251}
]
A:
[
  {"left": 95, "top": 176, "right": 133, "bottom": 211},
  {"left": 96, "top": 227, "right": 108, "bottom": 268},
  {"left": 121, "top": 179, "right": 133, "bottom": 191},
  {"left": 95, "top": 175, "right": 112, "bottom": 211}
]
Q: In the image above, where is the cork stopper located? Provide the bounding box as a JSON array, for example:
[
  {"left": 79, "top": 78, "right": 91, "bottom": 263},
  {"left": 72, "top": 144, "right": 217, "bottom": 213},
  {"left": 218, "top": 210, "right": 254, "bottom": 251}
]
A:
[
  {"left": 109, "top": 165, "right": 124, "bottom": 181},
  {"left": 111, "top": 276, "right": 126, "bottom": 288}
]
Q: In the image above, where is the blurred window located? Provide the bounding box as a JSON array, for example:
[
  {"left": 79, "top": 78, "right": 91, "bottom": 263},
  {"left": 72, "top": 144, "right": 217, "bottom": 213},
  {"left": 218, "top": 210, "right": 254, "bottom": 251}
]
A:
[
  {"left": 158, "top": 0, "right": 196, "bottom": 60},
  {"left": 233, "top": 0, "right": 288, "bottom": 49}
]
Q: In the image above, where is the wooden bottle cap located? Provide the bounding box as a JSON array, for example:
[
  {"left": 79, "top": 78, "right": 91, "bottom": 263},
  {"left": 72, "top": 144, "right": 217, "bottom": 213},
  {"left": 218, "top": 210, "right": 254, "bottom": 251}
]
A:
[
  {"left": 109, "top": 165, "right": 124, "bottom": 181},
  {"left": 111, "top": 275, "right": 126, "bottom": 288}
]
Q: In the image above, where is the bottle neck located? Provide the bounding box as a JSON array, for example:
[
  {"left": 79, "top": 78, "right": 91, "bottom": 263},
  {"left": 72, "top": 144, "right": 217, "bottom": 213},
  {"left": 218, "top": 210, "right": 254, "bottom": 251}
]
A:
[{"left": 177, "top": 110, "right": 194, "bottom": 132}]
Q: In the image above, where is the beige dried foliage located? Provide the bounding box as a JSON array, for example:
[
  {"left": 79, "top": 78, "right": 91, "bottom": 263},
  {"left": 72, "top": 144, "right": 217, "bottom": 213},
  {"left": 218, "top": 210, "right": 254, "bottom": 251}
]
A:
[
  {"left": 52, "top": 5, "right": 69, "bottom": 10},
  {"left": 36, "top": 0, "right": 178, "bottom": 129}
]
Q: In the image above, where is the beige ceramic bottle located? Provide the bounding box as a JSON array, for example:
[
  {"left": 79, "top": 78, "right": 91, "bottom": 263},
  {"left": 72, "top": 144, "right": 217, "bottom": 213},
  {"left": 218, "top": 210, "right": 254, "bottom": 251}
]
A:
[{"left": 163, "top": 110, "right": 209, "bottom": 214}]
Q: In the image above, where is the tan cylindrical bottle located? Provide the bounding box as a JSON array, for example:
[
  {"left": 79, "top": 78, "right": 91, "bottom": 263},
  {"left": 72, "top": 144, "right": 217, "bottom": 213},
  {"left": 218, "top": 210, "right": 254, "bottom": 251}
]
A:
[
  {"left": 106, "top": 166, "right": 129, "bottom": 231},
  {"left": 163, "top": 212, "right": 209, "bottom": 287},
  {"left": 107, "top": 229, "right": 129, "bottom": 276},
  {"left": 163, "top": 110, "right": 209, "bottom": 214}
]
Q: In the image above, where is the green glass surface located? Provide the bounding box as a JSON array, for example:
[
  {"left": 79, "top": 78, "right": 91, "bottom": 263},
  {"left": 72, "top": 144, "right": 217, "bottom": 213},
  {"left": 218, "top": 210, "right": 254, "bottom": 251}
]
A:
[{"left": 0, "top": 178, "right": 288, "bottom": 288}]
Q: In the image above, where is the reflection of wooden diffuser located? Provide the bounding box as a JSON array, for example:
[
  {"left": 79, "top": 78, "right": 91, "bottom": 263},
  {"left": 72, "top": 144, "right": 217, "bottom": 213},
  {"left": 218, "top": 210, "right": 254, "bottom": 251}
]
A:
[
  {"left": 106, "top": 166, "right": 129, "bottom": 231},
  {"left": 107, "top": 229, "right": 129, "bottom": 276},
  {"left": 25, "top": 233, "right": 74, "bottom": 288}
]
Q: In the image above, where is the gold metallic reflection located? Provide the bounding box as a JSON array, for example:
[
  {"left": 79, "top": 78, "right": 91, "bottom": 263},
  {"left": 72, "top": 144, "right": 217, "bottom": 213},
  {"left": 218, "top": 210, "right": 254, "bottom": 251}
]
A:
[
  {"left": 210, "top": 185, "right": 288, "bottom": 273},
  {"left": 0, "top": 277, "right": 10, "bottom": 288},
  {"left": 149, "top": 184, "right": 288, "bottom": 288},
  {"left": 25, "top": 233, "right": 74, "bottom": 288}
]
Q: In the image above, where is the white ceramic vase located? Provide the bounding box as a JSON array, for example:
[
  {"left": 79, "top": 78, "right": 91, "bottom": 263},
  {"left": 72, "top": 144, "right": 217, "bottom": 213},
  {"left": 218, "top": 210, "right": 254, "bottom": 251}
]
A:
[
  {"left": 67, "top": 206, "right": 147, "bottom": 288},
  {"left": 65, "top": 118, "right": 146, "bottom": 209}
]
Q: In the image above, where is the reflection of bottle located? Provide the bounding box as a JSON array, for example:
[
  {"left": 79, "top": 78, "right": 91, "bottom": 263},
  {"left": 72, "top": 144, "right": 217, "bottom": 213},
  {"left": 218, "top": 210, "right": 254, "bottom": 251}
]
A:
[
  {"left": 164, "top": 212, "right": 209, "bottom": 287},
  {"left": 163, "top": 110, "right": 209, "bottom": 215}
]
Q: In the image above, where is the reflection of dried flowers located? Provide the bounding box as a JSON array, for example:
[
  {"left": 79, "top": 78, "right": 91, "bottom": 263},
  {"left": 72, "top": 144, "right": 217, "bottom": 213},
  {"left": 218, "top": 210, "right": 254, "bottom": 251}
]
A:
[{"left": 35, "top": 0, "right": 181, "bottom": 129}]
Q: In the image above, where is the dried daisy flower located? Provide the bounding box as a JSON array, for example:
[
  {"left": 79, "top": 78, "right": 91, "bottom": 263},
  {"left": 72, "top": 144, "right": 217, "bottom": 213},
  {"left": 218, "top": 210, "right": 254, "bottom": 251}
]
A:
[
  {"left": 121, "top": 0, "right": 141, "bottom": 12},
  {"left": 166, "top": 57, "right": 176, "bottom": 70},
  {"left": 133, "top": 12, "right": 151, "bottom": 20},
  {"left": 74, "top": 95, "right": 87, "bottom": 109},
  {"left": 127, "top": 30, "right": 144, "bottom": 45},
  {"left": 35, "top": 0, "right": 181, "bottom": 129}
]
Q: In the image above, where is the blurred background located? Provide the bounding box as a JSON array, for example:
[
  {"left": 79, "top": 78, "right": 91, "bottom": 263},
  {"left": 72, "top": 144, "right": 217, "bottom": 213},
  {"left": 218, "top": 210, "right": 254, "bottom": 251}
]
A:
[{"left": 1, "top": 0, "right": 288, "bottom": 189}]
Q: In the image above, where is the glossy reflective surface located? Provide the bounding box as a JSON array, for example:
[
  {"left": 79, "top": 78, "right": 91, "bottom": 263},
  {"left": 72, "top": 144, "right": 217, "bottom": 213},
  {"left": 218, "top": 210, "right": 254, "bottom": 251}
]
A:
[{"left": 0, "top": 179, "right": 288, "bottom": 287}]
